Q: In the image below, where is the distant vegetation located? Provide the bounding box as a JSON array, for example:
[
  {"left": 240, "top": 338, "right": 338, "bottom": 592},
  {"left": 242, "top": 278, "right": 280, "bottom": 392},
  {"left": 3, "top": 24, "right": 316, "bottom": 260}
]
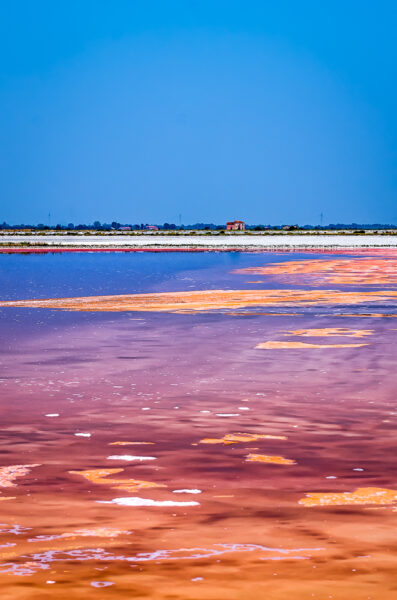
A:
[{"left": 1, "top": 221, "right": 396, "bottom": 232}]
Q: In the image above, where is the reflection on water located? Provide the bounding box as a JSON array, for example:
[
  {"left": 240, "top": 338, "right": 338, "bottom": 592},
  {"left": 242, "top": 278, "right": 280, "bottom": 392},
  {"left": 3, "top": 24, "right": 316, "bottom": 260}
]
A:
[{"left": 0, "top": 250, "right": 396, "bottom": 599}]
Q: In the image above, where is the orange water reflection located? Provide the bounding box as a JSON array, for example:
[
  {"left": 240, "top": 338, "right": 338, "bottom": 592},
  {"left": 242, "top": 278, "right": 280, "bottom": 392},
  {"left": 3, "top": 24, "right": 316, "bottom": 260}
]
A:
[
  {"left": 233, "top": 257, "right": 397, "bottom": 285},
  {"left": 1, "top": 287, "right": 397, "bottom": 312},
  {"left": 255, "top": 341, "right": 368, "bottom": 349},
  {"left": 299, "top": 487, "right": 397, "bottom": 507}
]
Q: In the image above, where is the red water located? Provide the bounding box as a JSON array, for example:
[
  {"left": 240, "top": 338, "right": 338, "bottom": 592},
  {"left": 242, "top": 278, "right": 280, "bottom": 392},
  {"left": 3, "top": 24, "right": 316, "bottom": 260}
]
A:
[{"left": 0, "top": 251, "right": 396, "bottom": 599}]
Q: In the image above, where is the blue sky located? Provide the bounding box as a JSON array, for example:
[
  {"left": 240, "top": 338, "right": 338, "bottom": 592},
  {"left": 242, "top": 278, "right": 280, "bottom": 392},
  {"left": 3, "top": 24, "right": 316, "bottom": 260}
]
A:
[{"left": 0, "top": 1, "right": 396, "bottom": 225}]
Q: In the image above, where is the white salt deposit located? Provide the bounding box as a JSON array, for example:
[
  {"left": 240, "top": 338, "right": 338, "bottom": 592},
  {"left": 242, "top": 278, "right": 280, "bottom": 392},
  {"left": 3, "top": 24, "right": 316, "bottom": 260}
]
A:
[
  {"left": 99, "top": 497, "right": 199, "bottom": 507},
  {"left": 216, "top": 413, "right": 240, "bottom": 417},
  {"left": 107, "top": 455, "right": 157, "bottom": 461},
  {"left": 4, "top": 233, "right": 397, "bottom": 248}
]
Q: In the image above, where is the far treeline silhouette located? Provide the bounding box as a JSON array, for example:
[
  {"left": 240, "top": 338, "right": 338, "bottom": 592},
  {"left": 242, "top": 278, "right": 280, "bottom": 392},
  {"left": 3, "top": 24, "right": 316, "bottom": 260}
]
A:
[{"left": 1, "top": 221, "right": 396, "bottom": 231}]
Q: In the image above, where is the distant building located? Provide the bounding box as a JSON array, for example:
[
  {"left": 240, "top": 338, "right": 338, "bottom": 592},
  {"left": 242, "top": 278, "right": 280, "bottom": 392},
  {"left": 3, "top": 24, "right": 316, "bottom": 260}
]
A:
[
  {"left": 145, "top": 225, "right": 159, "bottom": 230},
  {"left": 226, "top": 220, "right": 245, "bottom": 231},
  {"left": 119, "top": 226, "right": 132, "bottom": 231}
]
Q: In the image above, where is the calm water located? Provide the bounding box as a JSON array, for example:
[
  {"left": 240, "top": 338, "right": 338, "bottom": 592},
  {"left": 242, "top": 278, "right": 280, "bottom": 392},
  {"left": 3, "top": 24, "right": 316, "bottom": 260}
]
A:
[{"left": 0, "top": 250, "right": 396, "bottom": 599}]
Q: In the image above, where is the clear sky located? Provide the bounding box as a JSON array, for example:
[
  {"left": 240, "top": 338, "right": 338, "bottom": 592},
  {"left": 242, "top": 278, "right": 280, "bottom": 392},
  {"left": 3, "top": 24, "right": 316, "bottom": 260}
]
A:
[{"left": 0, "top": 1, "right": 396, "bottom": 225}]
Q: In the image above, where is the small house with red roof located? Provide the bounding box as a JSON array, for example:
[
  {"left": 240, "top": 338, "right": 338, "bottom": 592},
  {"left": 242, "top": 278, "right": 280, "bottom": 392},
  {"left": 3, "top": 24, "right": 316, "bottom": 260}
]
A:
[{"left": 226, "top": 220, "right": 245, "bottom": 231}]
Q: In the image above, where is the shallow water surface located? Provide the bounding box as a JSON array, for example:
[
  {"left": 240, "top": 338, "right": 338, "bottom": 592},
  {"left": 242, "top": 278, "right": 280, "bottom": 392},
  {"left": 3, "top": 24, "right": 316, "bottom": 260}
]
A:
[{"left": 0, "top": 250, "right": 396, "bottom": 599}]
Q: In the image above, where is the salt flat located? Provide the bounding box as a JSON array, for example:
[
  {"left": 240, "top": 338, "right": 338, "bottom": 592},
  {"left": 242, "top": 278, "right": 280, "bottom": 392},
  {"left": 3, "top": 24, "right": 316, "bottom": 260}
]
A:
[{"left": 1, "top": 233, "right": 397, "bottom": 248}]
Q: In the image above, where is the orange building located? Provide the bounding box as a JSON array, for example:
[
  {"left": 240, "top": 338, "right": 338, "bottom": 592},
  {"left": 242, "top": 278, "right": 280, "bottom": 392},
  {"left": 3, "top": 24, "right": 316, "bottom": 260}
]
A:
[{"left": 226, "top": 220, "right": 245, "bottom": 231}]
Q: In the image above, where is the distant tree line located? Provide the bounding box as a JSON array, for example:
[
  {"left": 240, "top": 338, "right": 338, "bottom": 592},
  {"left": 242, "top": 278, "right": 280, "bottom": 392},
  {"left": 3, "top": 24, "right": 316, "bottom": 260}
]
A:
[{"left": 0, "top": 221, "right": 396, "bottom": 231}]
